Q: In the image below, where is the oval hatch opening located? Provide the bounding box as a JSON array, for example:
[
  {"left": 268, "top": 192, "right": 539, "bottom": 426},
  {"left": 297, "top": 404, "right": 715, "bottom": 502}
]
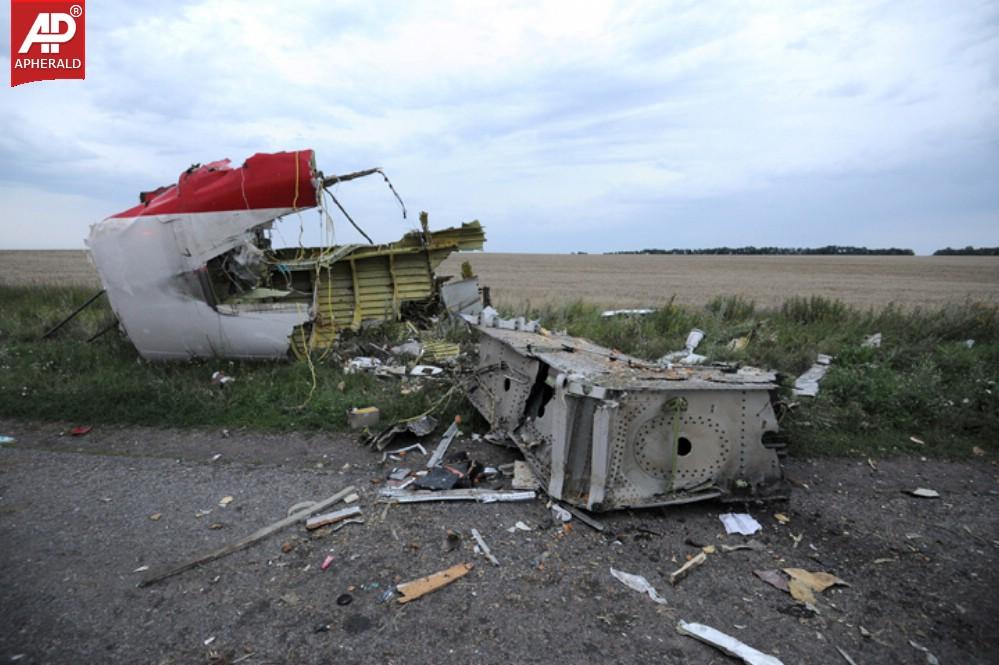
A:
[{"left": 677, "top": 436, "right": 692, "bottom": 456}]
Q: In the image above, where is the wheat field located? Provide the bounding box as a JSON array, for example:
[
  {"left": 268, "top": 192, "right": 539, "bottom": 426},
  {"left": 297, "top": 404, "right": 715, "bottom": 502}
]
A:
[{"left": 2, "top": 249, "right": 996, "bottom": 309}]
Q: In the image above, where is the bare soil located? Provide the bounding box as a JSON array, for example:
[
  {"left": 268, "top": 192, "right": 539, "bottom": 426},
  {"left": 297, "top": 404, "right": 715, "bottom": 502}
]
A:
[
  {"left": 3, "top": 250, "right": 997, "bottom": 309},
  {"left": 1, "top": 419, "right": 996, "bottom": 664}
]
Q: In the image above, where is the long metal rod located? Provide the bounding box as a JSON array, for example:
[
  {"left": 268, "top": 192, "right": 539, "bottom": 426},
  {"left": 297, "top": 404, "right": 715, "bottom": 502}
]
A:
[
  {"left": 86, "top": 318, "right": 119, "bottom": 343},
  {"left": 321, "top": 167, "right": 382, "bottom": 187},
  {"left": 42, "top": 289, "right": 105, "bottom": 339},
  {"left": 325, "top": 188, "right": 374, "bottom": 245}
]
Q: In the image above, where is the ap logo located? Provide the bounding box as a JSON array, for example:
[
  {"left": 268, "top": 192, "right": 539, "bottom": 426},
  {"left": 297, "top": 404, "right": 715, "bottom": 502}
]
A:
[{"left": 10, "top": 0, "right": 86, "bottom": 86}]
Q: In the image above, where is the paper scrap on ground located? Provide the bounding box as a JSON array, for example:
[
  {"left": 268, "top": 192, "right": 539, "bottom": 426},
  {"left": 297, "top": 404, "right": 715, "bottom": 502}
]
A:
[
  {"left": 610, "top": 567, "right": 668, "bottom": 605},
  {"left": 720, "top": 513, "right": 762, "bottom": 535},
  {"left": 676, "top": 621, "right": 784, "bottom": 665}
]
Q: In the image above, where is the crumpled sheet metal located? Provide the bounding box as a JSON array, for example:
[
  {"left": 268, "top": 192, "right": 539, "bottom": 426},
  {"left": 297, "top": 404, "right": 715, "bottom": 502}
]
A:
[
  {"left": 87, "top": 150, "right": 484, "bottom": 361},
  {"left": 466, "top": 326, "right": 785, "bottom": 511}
]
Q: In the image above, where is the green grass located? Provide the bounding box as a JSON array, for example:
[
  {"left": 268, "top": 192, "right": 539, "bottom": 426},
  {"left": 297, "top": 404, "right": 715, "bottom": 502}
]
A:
[{"left": 2, "top": 285, "right": 996, "bottom": 458}]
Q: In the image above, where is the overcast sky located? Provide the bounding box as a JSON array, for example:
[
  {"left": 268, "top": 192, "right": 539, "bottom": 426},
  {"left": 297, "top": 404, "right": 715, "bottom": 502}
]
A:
[{"left": 2, "top": 0, "right": 997, "bottom": 254}]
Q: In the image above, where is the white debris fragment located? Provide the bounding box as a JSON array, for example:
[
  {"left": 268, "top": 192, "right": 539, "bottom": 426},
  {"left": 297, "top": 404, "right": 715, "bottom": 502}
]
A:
[
  {"left": 964, "top": 339, "right": 975, "bottom": 349},
  {"left": 908, "top": 640, "right": 941, "bottom": 665},
  {"left": 610, "top": 567, "right": 668, "bottom": 605},
  {"left": 550, "top": 504, "right": 572, "bottom": 523},
  {"left": 792, "top": 354, "right": 832, "bottom": 397},
  {"left": 677, "top": 621, "right": 784, "bottom": 665},
  {"left": 908, "top": 488, "right": 940, "bottom": 499},
  {"left": 346, "top": 357, "right": 381, "bottom": 374},
  {"left": 601, "top": 309, "right": 655, "bottom": 317},
  {"left": 861, "top": 333, "right": 882, "bottom": 348},
  {"left": 659, "top": 328, "right": 708, "bottom": 365},
  {"left": 411, "top": 365, "right": 444, "bottom": 377},
  {"left": 720, "top": 513, "right": 762, "bottom": 535},
  {"left": 470, "top": 528, "right": 499, "bottom": 566},
  {"left": 506, "top": 521, "right": 532, "bottom": 533}
]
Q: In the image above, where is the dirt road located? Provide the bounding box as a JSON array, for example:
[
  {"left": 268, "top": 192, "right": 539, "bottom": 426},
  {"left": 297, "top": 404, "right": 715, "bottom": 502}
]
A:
[{"left": 1, "top": 420, "right": 996, "bottom": 664}]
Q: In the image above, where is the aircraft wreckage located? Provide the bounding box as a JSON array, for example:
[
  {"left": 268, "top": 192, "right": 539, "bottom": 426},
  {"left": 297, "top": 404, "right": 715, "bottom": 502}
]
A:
[
  {"left": 86, "top": 150, "right": 484, "bottom": 360},
  {"left": 464, "top": 315, "right": 786, "bottom": 511},
  {"left": 87, "top": 148, "right": 785, "bottom": 510}
]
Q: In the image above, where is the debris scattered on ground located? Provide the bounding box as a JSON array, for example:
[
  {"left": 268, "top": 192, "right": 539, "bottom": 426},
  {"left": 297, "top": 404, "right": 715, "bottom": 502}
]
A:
[
  {"left": 470, "top": 528, "right": 499, "bottom": 566},
  {"left": 336, "top": 592, "right": 352, "bottom": 606},
  {"left": 558, "top": 503, "right": 607, "bottom": 532},
  {"left": 908, "top": 488, "right": 940, "bottom": 498},
  {"left": 139, "top": 486, "right": 356, "bottom": 587},
  {"left": 69, "top": 425, "right": 93, "bottom": 437},
  {"left": 211, "top": 371, "right": 235, "bottom": 385},
  {"left": 964, "top": 339, "right": 975, "bottom": 348},
  {"left": 783, "top": 568, "right": 848, "bottom": 593},
  {"left": 511, "top": 461, "right": 540, "bottom": 490},
  {"left": 910, "top": 436, "right": 925, "bottom": 445},
  {"left": 754, "top": 569, "right": 790, "bottom": 593},
  {"left": 347, "top": 407, "right": 380, "bottom": 430},
  {"left": 218, "top": 496, "right": 234, "bottom": 508},
  {"left": 443, "top": 529, "right": 462, "bottom": 552},
  {"left": 861, "top": 332, "right": 882, "bottom": 348},
  {"left": 774, "top": 512, "right": 790, "bottom": 524},
  {"left": 378, "top": 488, "right": 536, "bottom": 504},
  {"left": 669, "top": 551, "right": 708, "bottom": 585},
  {"left": 609, "top": 567, "right": 668, "bottom": 605},
  {"left": 720, "top": 513, "right": 762, "bottom": 535},
  {"left": 836, "top": 646, "right": 859, "bottom": 665},
  {"left": 908, "top": 639, "right": 941, "bottom": 665},
  {"left": 676, "top": 621, "right": 784, "bottom": 665},
  {"left": 286, "top": 501, "right": 316, "bottom": 516},
  {"left": 305, "top": 506, "right": 363, "bottom": 530},
  {"left": 972, "top": 446, "right": 985, "bottom": 456},
  {"left": 343, "top": 492, "right": 360, "bottom": 504},
  {"left": 149, "top": 513, "right": 162, "bottom": 521},
  {"left": 396, "top": 562, "right": 474, "bottom": 604},
  {"left": 426, "top": 418, "right": 461, "bottom": 468},
  {"left": 368, "top": 415, "right": 438, "bottom": 451},
  {"left": 550, "top": 504, "right": 572, "bottom": 523},
  {"left": 381, "top": 443, "right": 428, "bottom": 462},
  {"left": 727, "top": 336, "right": 750, "bottom": 351},
  {"left": 410, "top": 364, "right": 444, "bottom": 377},
  {"left": 0, "top": 435, "right": 16, "bottom": 444},
  {"left": 320, "top": 554, "right": 334, "bottom": 571},
  {"left": 601, "top": 308, "right": 655, "bottom": 317},
  {"left": 793, "top": 353, "right": 832, "bottom": 397},
  {"left": 506, "top": 521, "right": 532, "bottom": 533}
]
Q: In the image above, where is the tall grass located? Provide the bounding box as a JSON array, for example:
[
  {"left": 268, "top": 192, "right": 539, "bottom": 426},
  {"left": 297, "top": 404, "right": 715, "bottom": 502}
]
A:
[{"left": 2, "top": 285, "right": 996, "bottom": 457}]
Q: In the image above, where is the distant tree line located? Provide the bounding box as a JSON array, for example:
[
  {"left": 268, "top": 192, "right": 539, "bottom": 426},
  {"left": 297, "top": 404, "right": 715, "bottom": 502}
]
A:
[
  {"left": 933, "top": 246, "right": 999, "bottom": 256},
  {"left": 607, "top": 245, "right": 915, "bottom": 256}
]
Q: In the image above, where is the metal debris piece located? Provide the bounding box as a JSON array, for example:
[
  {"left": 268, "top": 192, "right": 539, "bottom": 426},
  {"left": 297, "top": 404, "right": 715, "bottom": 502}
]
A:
[
  {"left": 792, "top": 354, "right": 833, "bottom": 397},
  {"left": 557, "top": 503, "right": 607, "bottom": 532},
  {"left": 908, "top": 488, "right": 940, "bottom": 498},
  {"left": 347, "top": 357, "right": 382, "bottom": 374},
  {"left": 506, "top": 521, "right": 532, "bottom": 533},
  {"left": 550, "top": 504, "right": 572, "bottom": 523},
  {"left": 378, "top": 488, "right": 536, "bottom": 504},
  {"left": 601, "top": 309, "right": 655, "bottom": 317},
  {"left": 381, "top": 443, "right": 428, "bottom": 462},
  {"left": 305, "top": 506, "right": 363, "bottom": 530},
  {"left": 87, "top": 150, "right": 485, "bottom": 361},
  {"left": 470, "top": 528, "right": 499, "bottom": 566},
  {"left": 466, "top": 325, "right": 784, "bottom": 511},
  {"left": 908, "top": 640, "right": 940, "bottom": 665},
  {"left": 609, "top": 567, "right": 668, "bottom": 605},
  {"left": 669, "top": 551, "right": 707, "bottom": 585},
  {"left": 720, "top": 513, "right": 763, "bottom": 535},
  {"left": 511, "top": 460, "right": 540, "bottom": 490},
  {"left": 396, "top": 562, "right": 474, "bottom": 604},
  {"left": 441, "top": 277, "right": 483, "bottom": 317},
  {"left": 426, "top": 420, "right": 461, "bottom": 468},
  {"left": 368, "top": 415, "right": 439, "bottom": 451},
  {"left": 676, "top": 621, "right": 784, "bottom": 665},
  {"left": 836, "top": 646, "right": 859, "bottom": 665},
  {"left": 721, "top": 540, "right": 764, "bottom": 553},
  {"left": 411, "top": 365, "right": 444, "bottom": 377},
  {"left": 659, "top": 328, "right": 707, "bottom": 364}
]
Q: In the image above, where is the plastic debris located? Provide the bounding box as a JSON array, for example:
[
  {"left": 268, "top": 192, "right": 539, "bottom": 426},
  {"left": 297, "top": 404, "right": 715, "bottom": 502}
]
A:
[
  {"left": 774, "top": 513, "right": 790, "bottom": 524},
  {"left": 720, "top": 513, "right": 762, "bottom": 535},
  {"left": 411, "top": 365, "right": 444, "bottom": 376},
  {"left": 347, "top": 406, "right": 381, "bottom": 430},
  {"left": 669, "top": 551, "right": 707, "bottom": 585},
  {"left": 908, "top": 488, "right": 940, "bottom": 498},
  {"left": 69, "top": 425, "right": 93, "bottom": 436},
  {"left": 676, "top": 621, "right": 784, "bottom": 665},
  {"left": 320, "top": 555, "right": 334, "bottom": 571},
  {"left": 218, "top": 496, "right": 234, "bottom": 507},
  {"left": 470, "top": 528, "right": 499, "bottom": 566},
  {"left": 610, "top": 567, "right": 668, "bottom": 605},
  {"left": 964, "top": 339, "right": 975, "bottom": 349},
  {"left": 396, "top": 562, "right": 473, "bottom": 604}
]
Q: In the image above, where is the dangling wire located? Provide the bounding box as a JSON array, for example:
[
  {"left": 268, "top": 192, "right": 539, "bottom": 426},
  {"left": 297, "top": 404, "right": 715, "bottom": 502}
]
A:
[{"left": 324, "top": 186, "right": 374, "bottom": 245}]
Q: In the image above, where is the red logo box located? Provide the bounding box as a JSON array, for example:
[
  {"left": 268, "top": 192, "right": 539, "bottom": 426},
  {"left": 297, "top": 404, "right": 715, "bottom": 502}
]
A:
[{"left": 10, "top": 0, "right": 86, "bottom": 87}]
